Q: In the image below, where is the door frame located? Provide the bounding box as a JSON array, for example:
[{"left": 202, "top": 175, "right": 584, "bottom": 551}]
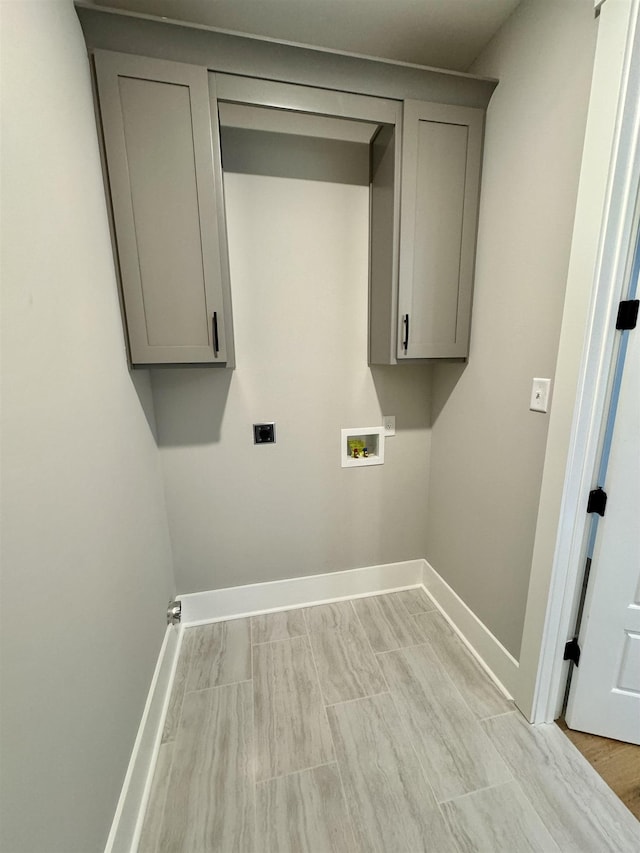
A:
[{"left": 515, "top": 0, "right": 640, "bottom": 724}]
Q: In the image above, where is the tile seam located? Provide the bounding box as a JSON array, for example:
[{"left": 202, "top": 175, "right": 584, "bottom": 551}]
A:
[
  {"left": 255, "top": 760, "right": 340, "bottom": 787},
  {"left": 184, "top": 678, "right": 253, "bottom": 696},
  {"left": 325, "top": 690, "right": 391, "bottom": 709},
  {"left": 303, "top": 606, "right": 359, "bottom": 850}
]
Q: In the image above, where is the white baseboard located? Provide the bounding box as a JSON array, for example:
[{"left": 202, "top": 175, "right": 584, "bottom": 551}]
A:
[
  {"left": 105, "top": 623, "right": 182, "bottom": 853},
  {"left": 179, "top": 559, "right": 424, "bottom": 626},
  {"left": 110, "top": 557, "right": 520, "bottom": 851},
  {"left": 178, "top": 559, "right": 518, "bottom": 699},
  {"left": 421, "top": 560, "right": 519, "bottom": 699}
]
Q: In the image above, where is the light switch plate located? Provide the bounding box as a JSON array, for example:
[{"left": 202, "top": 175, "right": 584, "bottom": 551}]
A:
[
  {"left": 530, "top": 378, "right": 551, "bottom": 413},
  {"left": 383, "top": 415, "right": 396, "bottom": 436}
]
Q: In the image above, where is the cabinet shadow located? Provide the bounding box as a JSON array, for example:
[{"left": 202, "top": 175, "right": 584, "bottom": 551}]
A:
[
  {"left": 370, "top": 364, "right": 433, "bottom": 430},
  {"left": 149, "top": 368, "right": 233, "bottom": 447},
  {"left": 129, "top": 369, "right": 161, "bottom": 441},
  {"left": 430, "top": 361, "right": 468, "bottom": 423}
]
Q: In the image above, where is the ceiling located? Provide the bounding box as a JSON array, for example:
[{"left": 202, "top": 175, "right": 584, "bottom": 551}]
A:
[{"left": 88, "top": 0, "right": 522, "bottom": 72}]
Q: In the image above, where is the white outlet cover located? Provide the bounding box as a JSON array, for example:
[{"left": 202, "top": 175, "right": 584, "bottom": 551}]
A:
[
  {"left": 530, "top": 378, "right": 551, "bottom": 413},
  {"left": 383, "top": 415, "right": 396, "bottom": 436}
]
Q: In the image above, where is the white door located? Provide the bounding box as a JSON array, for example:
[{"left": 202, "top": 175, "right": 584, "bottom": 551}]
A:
[{"left": 565, "top": 303, "right": 640, "bottom": 744}]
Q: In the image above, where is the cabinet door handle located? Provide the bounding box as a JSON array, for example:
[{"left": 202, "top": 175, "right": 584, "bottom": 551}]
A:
[
  {"left": 402, "top": 313, "right": 410, "bottom": 353},
  {"left": 212, "top": 311, "right": 220, "bottom": 354}
]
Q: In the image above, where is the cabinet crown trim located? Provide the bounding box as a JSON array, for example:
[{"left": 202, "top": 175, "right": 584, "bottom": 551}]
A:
[{"left": 75, "top": 2, "right": 498, "bottom": 110}]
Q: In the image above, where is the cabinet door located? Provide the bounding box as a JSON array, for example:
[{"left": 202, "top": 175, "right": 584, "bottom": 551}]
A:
[
  {"left": 94, "top": 51, "right": 233, "bottom": 365},
  {"left": 398, "top": 100, "right": 483, "bottom": 359}
]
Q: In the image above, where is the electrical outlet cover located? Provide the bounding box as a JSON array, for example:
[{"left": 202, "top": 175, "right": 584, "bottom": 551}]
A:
[
  {"left": 253, "top": 423, "right": 276, "bottom": 443},
  {"left": 383, "top": 415, "right": 396, "bottom": 436}
]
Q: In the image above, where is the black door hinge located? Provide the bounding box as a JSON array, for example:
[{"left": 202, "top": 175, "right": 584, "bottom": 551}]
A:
[
  {"left": 564, "top": 637, "right": 581, "bottom": 666},
  {"left": 616, "top": 299, "right": 639, "bottom": 330},
  {"left": 587, "top": 487, "right": 607, "bottom": 516}
]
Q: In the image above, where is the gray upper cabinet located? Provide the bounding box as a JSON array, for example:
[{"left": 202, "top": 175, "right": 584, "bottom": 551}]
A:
[
  {"left": 81, "top": 9, "right": 494, "bottom": 369},
  {"left": 94, "top": 51, "right": 234, "bottom": 366},
  {"left": 395, "top": 100, "right": 483, "bottom": 360}
]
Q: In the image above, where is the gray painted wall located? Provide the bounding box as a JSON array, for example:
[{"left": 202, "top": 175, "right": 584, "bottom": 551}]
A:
[
  {"left": 152, "top": 141, "right": 432, "bottom": 594},
  {"left": 0, "top": 2, "right": 175, "bottom": 851},
  {"left": 425, "top": 0, "right": 597, "bottom": 658}
]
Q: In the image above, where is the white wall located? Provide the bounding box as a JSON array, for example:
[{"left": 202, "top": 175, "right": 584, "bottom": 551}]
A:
[
  {"left": 153, "top": 142, "right": 432, "bottom": 594},
  {"left": 425, "top": 0, "right": 597, "bottom": 658},
  {"left": 0, "top": 3, "right": 175, "bottom": 851}
]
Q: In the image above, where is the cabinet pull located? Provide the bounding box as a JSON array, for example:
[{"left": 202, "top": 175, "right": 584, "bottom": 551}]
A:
[
  {"left": 212, "top": 311, "right": 220, "bottom": 354},
  {"left": 402, "top": 313, "right": 410, "bottom": 352}
]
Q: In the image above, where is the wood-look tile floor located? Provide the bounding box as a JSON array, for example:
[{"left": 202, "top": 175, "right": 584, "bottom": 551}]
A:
[{"left": 140, "top": 589, "right": 640, "bottom": 852}]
